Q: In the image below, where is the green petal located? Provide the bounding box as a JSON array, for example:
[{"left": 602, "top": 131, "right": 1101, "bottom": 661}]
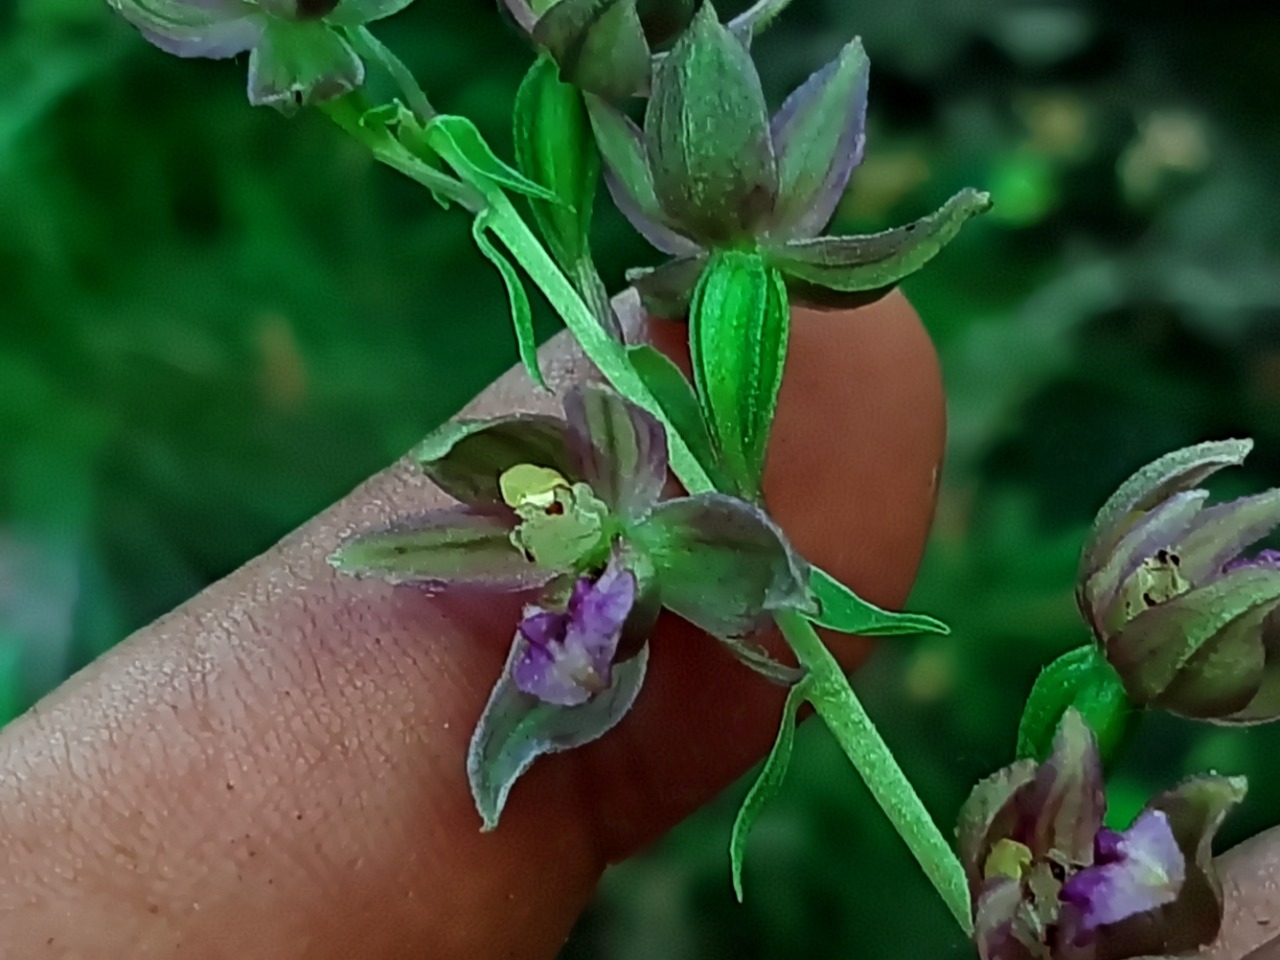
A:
[
  {"left": 635, "top": 493, "right": 814, "bottom": 638},
  {"left": 412, "top": 415, "right": 576, "bottom": 506},
  {"left": 329, "top": 506, "right": 557, "bottom": 590},
  {"left": 247, "top": 20, "right": 364, "bottom": 113},
  {"left": 1151, "top": 601, "right": 1269, "bottom": 719},
  {"left": 1081, "top": 438, "right": 1253, "bottom": 583},
  {"left": 467, "top": 643, "right": 649, "bottom": 829},
  {"left": 765, "top": 188, "right": 991, "bottom": 296},
  {"left": 534, "top": 0, "right": 652, "bottom": 100}
]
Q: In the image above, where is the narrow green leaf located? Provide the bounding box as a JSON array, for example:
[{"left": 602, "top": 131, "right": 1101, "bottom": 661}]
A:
[
  {"left": 766, "top": 188, "right": 992, "bottom": 293},
  {"left": 468, "top": 644, "right": 649, "bottom": 830},
  {"left": 474, "top": 210, "right": 548, "bottom": 390},
  {"left": 625, "top": 344, "right": 726, "bottom": 488},
  {"left": 426, "top": 114, "right": 560, "bottom": 203},
  {"left": 730, "top": 677, "right": 810, "bottom": 900},
  {"left": 809, "top": 567, "right": 949, "bottom": 636},
  {"left": 689, "top": 250, "right": 790, "bottom": 499},
  {"left": 1015, "top": 644, "right": 1138, "bottom": 765},
  {"left": 513, "top": 56, "right": 600, "bottom": 272}
]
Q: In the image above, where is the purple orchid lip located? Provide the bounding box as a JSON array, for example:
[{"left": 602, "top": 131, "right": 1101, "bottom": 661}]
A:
[{"left": 512, "top": 557, "right": 638, "bottom": 707}]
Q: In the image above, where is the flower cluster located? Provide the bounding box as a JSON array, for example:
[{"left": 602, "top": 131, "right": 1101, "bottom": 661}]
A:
[
  {"left": 106, "top": 0, "right": 416, "bottom": 111},
  {"left": 1078, "top": 438, "right": 1280, "bottom": 723},
  {"left": 960, "top": 709, "right": 1244, "bottom": 959},
  {"left": 331, "top": 384, "right": 815, "bottom": 824}
]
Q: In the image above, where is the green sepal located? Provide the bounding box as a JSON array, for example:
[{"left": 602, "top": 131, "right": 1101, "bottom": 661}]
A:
[
  {"left": 513, "top": 56, "right": 601, "bottom": 274},
  {"left": 473, "top": 209, "right": 547, "bottom": 389},
  {"left": 730, "top": 676, "right": 810, "bottom": 900},
  {"left": 1015, "top": 643, "right": 1140, "bottom": 766},
  {"left": 424, "top": 114, "right": 560, "bottom": 203},
  {"left": 625, "top": 343, "right": 727, "bottom": 489},
  {"left": 645, "top": 1, "right": 778, "bottom": 245},
  {"left": 765, "top": 188, "right": 992, "bottom": 295},
  {"left": 688, "top": 250, "right": 789, "bottom": 499},
  {"left": 533, "top": 0, "right": 652, "bottom": 100},
  {"left": 808, "top": 568, "right": 950, "bottom": 637}
]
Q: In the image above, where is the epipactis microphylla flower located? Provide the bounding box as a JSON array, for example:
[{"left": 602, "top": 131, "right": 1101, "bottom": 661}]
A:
[
  {"left": 105, "top": 0, "right": 417, "bottom": 112},
  {"left": 1078, "top": 438, "right": 1280, "bottom": 723},
  {"left": 329, "top": 383, "right": 815, "bottom": 826},
  {"left": 585, "top": 2, "right": 990, "bottom": 318},
  {"left": 959, "top": 709, "right": 1245, "bottom": 960}
]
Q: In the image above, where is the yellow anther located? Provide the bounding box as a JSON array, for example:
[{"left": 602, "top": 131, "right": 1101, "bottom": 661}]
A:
[
  {"left": 984, "top": 839, "right": 1034, "bottom": 881},
  {"left": 499, "top": 464, "right": 571, "bottom": 510}
]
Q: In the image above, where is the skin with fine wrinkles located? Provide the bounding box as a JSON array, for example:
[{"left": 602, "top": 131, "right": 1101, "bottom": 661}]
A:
[{"left": 0, "top": 289, "right": 1274, "bottom": 960}]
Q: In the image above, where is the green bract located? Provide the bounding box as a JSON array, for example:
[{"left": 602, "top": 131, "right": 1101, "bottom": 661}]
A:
[
  {"left": 105, "top": 0, "right": 417, "bottom": 112},
  {"left": 587, "top": 3, "right": 991, "bottom": 317}
]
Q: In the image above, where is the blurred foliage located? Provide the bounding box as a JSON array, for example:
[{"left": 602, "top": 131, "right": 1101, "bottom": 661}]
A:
[{"left": 3, "top": 0, "right": 1280, "bottom": 956}]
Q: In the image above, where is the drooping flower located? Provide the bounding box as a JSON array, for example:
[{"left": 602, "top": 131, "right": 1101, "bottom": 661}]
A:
[
  {"left": 105, "top": 0, "right": 417, "bottom": 112},
  {"left": 585, "top": 2, "right": 990, "bottom": 318},
  {"left": 1078, "top": 438, "right": 1280, "bottom": 723},
  {"left": 959, "top": 709, "right": 1245, "bottom": 960},
  {"left": 330, "top": 383, "right": 815, "bottom": 826}
]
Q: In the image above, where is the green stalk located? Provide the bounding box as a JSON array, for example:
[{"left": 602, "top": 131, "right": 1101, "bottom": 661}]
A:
[{"left": 327, "top": 102, "right": 973, "bottom": 937}]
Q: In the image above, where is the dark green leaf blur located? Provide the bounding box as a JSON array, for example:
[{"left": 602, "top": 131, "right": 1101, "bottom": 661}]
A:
[{"left": 3, "top": 1, "right": 1279, "bottom": 956}]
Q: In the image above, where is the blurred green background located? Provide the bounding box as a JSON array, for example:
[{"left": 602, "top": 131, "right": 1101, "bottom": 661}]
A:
[{"left": 4, "top": 0, "right": 1280, "bottom": 956}]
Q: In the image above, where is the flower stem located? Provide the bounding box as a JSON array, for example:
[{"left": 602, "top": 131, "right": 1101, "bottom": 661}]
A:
[
  {"left": 328, "top": 103, "right": 973, "bottom": 937},
  {"left": 776, "top": 609, "right": 973, "bottom": 934}
]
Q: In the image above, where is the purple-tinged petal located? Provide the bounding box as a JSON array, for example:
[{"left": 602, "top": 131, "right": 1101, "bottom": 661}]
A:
[
  {"left": 468, "top": 641, "right": 649, "bottom": 829},
  {"left": 586, "top": 97, "right": 702, "bottom": 257},
  {"left": 247, "top": 19, "right": 364, "bottom": 113},
  {"left": 635, "top": 493, "right": 814, "bottom": 639},
  {"left": 1220, "top": 607, "right": 1280, "bottom": 723},
  {"left": 767, "top": 38, "right": 869, "bottom": 241},
  {"left": 328, "top": 505, "right": 558, "bottom": 591},
  {"left": 1081, "top": 439, "right": 1253, "bottom": 588},
  {"left": 627, "top": 254, "right": 708, "bottom": 320},
  {"left": 1107, "top": 565, "right": 1280, "bottom": 708},
  {"left": 1083, "top": 489, "right": 1207, "bottom": 637},
  {"left": 513, "top": 558, "right": 637, "bottom": 706},
  {"left": 1060, "top": 810, "right": 1184, "bottom": 935},
  {"left": 108, "top": 0, "right": 263, "bottom": 58},
  {"left": 412, "top": 415, "right": 576, "bottom": 507},
  {"left": 563, "top": 385, "right": 668, "bottom": 520},
  {"left": 957, "top": 759, "right": 1038, "bottom": 895},
  {"left": 1024, "top": 708, "right": 1105, "bottom": 864},
  {"left": 1224, "top": 547, "right": 1280, "bottom": 573},
  {"left": 1095, "top": 776, "right": 1246, "bottom": 958},
  {"left": 764, "top": 188, "right": 992, "bottom": 294},
  {"left": 1172, "top": 488, "right": 1280, "bottom": 585},
  {"left": 1149, "top": 600, "right": 1269, "bottom": 719},
  {"left": 974, "top": 879, "right": 1037, "bottom": 960}
]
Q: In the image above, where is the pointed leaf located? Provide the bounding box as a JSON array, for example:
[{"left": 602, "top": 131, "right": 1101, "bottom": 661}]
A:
[
  {"left": 514, "top": 56, "right": 601, "bottom": 275},
  {"left": 563, "top": 384, "right": 668, "bottom": 519},
  {"left": 635, "top": 493, "right": 814, "bottom": 638},
  {"left": 730, "top": 677, "right": 809, "bottom": 900},
  {"left": 645, "top": 2, "right": 778, "bottom": 245},
  {"left": 768, "top": 38, "right": 869, "bottom": 241},
  {"left": 329, "top": 506, "right": 557, "bottom": 590},
  {"left": 626, "top": 344, "right": 727, "bottom": 488},
  {"left": 689, "top": 250, "right": 790, "bottom": 499},
  {"left": 1082, "top": 439, "right": 1253, "bottom": 581},
  {"left": 587, "top": 96, "right": 700, "bottom": 256},
  {"left": 425, "top": 114, "right": 560, "bottom": 202},
  {"left": 412, "top": 415, "right": 575, "bottom": 505},
  {"left": 626, "top": 254, "right": 707, "bottom": 319},
  {"left": 766, "top": 188, "right": 991, "bottom": 294},
  {"left": 809, "top": 567, "right": 949, "bottom": 636},
  {"left": 468, "top": 643, "right": 649, "bottom": 829},
  {"left": 473, "top": 210, "right": 547, "bottom": 390}
]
